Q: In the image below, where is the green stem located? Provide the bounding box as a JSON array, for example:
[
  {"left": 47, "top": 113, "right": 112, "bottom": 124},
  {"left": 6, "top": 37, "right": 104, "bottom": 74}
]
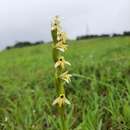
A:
[
  {"left": 60, "top": 106, "right": 66, "bottom": 130},
  {"left": 51, "top": 28, "right": 67, "bottom": 130}
]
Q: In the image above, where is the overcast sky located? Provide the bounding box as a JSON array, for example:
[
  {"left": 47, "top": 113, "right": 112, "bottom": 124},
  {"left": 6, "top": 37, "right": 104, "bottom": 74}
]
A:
[{"left": 0, "top": 0, "right": 130, "bottom": 50}]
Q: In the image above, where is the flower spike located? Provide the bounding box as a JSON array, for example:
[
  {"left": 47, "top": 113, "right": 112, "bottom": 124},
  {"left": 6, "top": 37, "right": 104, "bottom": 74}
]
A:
[{"left": 51, "top": 16, "right": 72, "bottom": 130}]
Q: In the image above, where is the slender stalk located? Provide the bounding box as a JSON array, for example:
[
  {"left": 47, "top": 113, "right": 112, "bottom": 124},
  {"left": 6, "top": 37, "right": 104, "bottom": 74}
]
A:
[{"left": 60, "top": 106, "right": 66, "bottom": 130}]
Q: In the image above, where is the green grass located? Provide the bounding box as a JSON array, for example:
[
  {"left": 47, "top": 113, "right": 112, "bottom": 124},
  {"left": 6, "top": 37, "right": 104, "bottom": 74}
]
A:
[{"left": 0, "top": 36, "right": 130, "bottom": 130}]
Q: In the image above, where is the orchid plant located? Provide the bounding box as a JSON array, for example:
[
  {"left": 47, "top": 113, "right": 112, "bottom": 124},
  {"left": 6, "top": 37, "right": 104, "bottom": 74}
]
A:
[{"left": 51, "top": 16, "right": 72, "bottom": 130}]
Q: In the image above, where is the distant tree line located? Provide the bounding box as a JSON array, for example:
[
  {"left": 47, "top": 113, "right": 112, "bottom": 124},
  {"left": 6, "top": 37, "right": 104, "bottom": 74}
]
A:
[
  {"left": 5, "top": 31, "right": 130, "bottom": 50},
  {"left": 6, "top": 41, "right": 44, "bottom": 50},
  {"left": 76, "top": 31, "right": 130, "bottom": 40}
]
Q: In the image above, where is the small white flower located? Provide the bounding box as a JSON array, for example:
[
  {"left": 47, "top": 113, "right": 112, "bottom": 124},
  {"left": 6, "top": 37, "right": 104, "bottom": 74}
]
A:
[
  {"left": 51, "top": 16, "right": 60, "bottom": 31},
  {"left": 33, "top": 109, "right": 36, "bottom": 113},
  {"left": 55, "top": 56, "right": 71, "bottom": 69},
  {"left": 52, "top": 94, "right": 71, "bottom": 107},
  {"left": 59, "top": 71, "right": 72, "bottom": 83},
  {"left": 55, "top": 41, "right": 68, "bottom": 52},
  {"left": 57, "top": 32, "right": 67, "bottom": 44},
  {"left": 5, "top": 117, "right": 8, "bottom": 122}
]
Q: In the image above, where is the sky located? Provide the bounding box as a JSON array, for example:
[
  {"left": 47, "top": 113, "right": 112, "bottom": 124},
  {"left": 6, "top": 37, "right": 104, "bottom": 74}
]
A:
[{"left": 0, "top": 0, "right": 130, "bottom": 50}]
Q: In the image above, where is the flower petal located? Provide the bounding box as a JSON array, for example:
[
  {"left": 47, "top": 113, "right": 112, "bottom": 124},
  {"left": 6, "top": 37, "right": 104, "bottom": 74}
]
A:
[
  {"left": 52, "top": 97, "right": 60, "bottom": 106},
  {"left": 57, "top": 47, "right": 65, "bottom": 52},
  {"left": 65, "top": 98, "right": 71, "bottom": 105},
  {"left": 54, "top": 61, "right": 60, "bottom": 68},
  {"left": 65, "top": 61, "right": 71, "bottom": 66}
]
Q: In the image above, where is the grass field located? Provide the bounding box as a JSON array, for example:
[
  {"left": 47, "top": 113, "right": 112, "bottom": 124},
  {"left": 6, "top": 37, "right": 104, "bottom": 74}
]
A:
[{"left": 0, "top": 36, "right": 130, "bottom": 130}]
